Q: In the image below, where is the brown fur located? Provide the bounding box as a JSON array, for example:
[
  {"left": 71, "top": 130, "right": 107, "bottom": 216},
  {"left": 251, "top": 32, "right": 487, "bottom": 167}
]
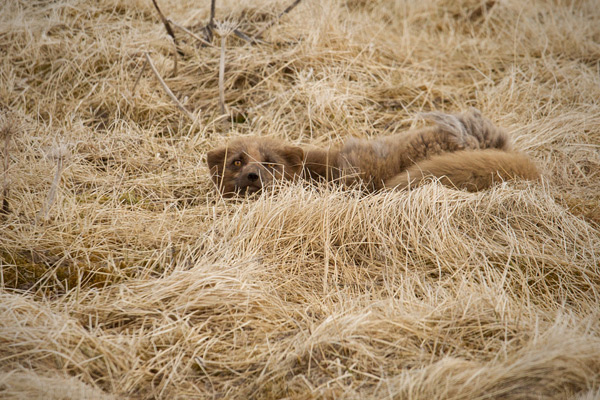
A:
[
  {"left": 385, "top": 149, "right": 540, "bottom": 192},
  {"left": 206, "top": 137, "right": 304, "bottom": 197},
  {"left": 206, "top": 110, "right": 540, "bottom": 196}
]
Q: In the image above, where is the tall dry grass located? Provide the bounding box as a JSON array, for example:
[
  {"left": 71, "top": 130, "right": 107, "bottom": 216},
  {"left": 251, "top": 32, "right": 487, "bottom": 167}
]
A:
[{"left": 1, "top": 0, "right": 599, "bottom": 398}]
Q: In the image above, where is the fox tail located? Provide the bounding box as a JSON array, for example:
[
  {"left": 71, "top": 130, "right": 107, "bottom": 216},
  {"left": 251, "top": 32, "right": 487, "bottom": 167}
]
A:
[{"left": 386, "top": 149, "right": 540, "bottom": 192}]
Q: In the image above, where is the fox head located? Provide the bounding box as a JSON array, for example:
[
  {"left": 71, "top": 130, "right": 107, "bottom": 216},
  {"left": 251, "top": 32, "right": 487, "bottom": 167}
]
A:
[{"left": 206, "top": 137, "right": 304, "bottom": 197}]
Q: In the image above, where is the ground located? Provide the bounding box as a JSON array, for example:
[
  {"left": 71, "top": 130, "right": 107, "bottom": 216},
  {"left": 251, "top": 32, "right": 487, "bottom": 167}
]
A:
[{"left": 0, "top": 0, "right": 599, "bottom": 398}]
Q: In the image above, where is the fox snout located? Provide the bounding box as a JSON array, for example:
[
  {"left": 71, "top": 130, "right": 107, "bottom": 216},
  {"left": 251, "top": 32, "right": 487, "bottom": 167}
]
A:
[{"left": 235, "top": 164, "right": 269, "bottom": 195}]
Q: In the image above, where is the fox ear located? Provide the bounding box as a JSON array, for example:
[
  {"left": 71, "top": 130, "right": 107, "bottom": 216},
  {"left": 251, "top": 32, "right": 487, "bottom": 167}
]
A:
[
  {"left": 206, "top": 147, "right": 228, "bottom": 175},
  {"left": 280, "top": 146, "right": 304, "bottom": 168}
]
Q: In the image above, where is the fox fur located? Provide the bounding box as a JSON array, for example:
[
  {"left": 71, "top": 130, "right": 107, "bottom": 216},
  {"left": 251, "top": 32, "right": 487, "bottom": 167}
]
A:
[{"left": 206, "top": 109, "right": 540, "bottom": 196}]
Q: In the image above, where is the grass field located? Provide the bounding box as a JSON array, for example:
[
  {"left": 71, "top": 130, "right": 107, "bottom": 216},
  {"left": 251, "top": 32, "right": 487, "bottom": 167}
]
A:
[{"left": 1, "top": 0, "right": 599, "bottom": 398}]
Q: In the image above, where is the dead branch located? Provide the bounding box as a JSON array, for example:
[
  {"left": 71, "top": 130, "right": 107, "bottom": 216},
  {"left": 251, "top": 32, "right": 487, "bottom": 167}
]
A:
[
  {"left": 151, "top": 0, "right": 184, "bottom": 55},
  {"left": 255, "top": 0, "right": 303, "bottom": 38},
  {"left": 151, "top": 0, "right": 183, "bottom": 75},
  {"left": 168, "top": 19, "right": 213, "bottom": 47},
  {"left": 209, "top": 0, "right": 216, "bottom": 34},
  {"left": 36, "top": 144, "right": 68, "bottom": 224},
  {"left": 201, "top": 0, "right": 217, "bottom": 43},
  {"left": 172, "top": 49, "right": 178, "bottom": 77},
  {"left": 218, "top": 34, "right": 227, "bottom": 115},
  {"left": 144, "top": 52, "right": 195, "bottom": 122},
  {"left": 233, "top": 28, "right": 267, "bottom": 45},
  {"left": 132, "top": 57, "right": 149, "bottom": 94},
  {"left": 214, "top": 21, "right": 239, "bottom": 116},
  {"left": 0, "top": 119, "right": 14, "bottom": 215}
]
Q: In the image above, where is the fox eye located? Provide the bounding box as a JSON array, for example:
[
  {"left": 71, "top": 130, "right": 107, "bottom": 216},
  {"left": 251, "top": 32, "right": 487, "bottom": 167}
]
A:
[{"left": 232, "top": 160, "right": 242, "bottom": 167}]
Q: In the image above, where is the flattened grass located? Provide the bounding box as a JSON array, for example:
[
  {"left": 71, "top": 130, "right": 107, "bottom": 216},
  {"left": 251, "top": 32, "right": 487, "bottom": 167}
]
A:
[{"left": 1, "top": 0, "right": 599, "bottom": 398}]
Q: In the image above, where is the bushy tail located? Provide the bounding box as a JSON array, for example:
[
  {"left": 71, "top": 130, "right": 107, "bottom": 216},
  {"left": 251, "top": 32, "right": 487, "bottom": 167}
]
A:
[
  {"left": 421, "top": 108, "right": 513, "bottom": 151},
  {"left": 386, "top": 149, "right": 540, "bottom": 192}
]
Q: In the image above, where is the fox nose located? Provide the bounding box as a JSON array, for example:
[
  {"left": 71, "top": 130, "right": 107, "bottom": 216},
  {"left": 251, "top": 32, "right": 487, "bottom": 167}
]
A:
[{"left": 247, "top": 172, "right": 259, "bottom": 182}]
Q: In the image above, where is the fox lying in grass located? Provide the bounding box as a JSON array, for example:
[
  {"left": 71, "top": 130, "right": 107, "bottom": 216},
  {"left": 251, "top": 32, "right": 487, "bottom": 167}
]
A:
[{"left": 207, "top": 109, "right": 540, "bottom": 197}]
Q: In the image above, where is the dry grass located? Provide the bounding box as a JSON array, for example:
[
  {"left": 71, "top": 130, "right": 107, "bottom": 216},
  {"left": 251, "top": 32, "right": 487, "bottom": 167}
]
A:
[{"left": 1, "top": 0, "right": 600, "bottom": 398}]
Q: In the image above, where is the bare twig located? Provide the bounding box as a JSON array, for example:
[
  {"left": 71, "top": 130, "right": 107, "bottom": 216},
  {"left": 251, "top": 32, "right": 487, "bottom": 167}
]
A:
[
  {"left": 209, "top": 0, "right": 216, "bottom": 30},
  {"left": 172, "top": 49, "right": 178, "bottom": 77},
  {"left": 201, "top": 0, "right": 217, "bottom": 43},
  {"left": 233, "top": 28, "right": 267, "bottom": 45},
  {"left": 151, "top": 0, "right": 183, "bottom": 55},
  {"left": 132, "top": 57, "right": 149, "bottom": 94},
  {"left": 0, "top": 119, "right": 14, "bottom": 215},
  {"left": 214, "top": 21, "right": 238, "bottom": 116},
  {"left": 144, "top": 52, "right": 195, "bottom": 122},
  {"left": 36, "top": 144, "right": 68, "bottom": 224},
  {"left": 255, "top": 0, "right": 303, "bottom": 38},
  {"left": 151, "top": 0, "right": 183, "bottom": 76},
  {"left": 168, "top": 19, "right": 213, "bottom": 47},
  {"left": 218, "top": 34, "right": 227, "bottom": 115}
]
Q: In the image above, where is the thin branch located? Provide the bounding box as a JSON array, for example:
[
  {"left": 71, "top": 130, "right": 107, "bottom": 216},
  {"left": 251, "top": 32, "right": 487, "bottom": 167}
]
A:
[
  {"left": 255, "top": 0, "right": 303, "bottom": 38},
  {"left": 151, "top": 0, "right": 184, "bottom": 56},
  {"left": 144, "top": 52, "right": 196, "bottom": 122},
  {"left": 132, "top": 57, "right": 149, "bottom": 94},
  {"left": 36, "top": 145, "right": 68, "bottom": 224},
  {"left": 210, "top": 0, "right": 216, "bottom": 28},
  {"left": 151, "top": 0, "right": 183, "bottom": 76},
  {"left": 172, "top": 49, "right": 178, "bottom": 77},
  {"left": 168, "top": 19, "right": 213, "bottom": 47},
  {"left": 0, "top": 120, "right": 14, "bottom": 216},
  {"left": 214, "top": 21, "right": 238, "bottom": 116},
  {"left": 276, "top": 0, "right": 304, "bottom": 22},
  {"left": 233, "top": 28, "right": 267, "bottom": 45},
  {"left": 218, "top": 34, "right": 227, "bottom": 115},
  {"left": 204, "top": 0, "right": 217, "bottom": 42}
]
